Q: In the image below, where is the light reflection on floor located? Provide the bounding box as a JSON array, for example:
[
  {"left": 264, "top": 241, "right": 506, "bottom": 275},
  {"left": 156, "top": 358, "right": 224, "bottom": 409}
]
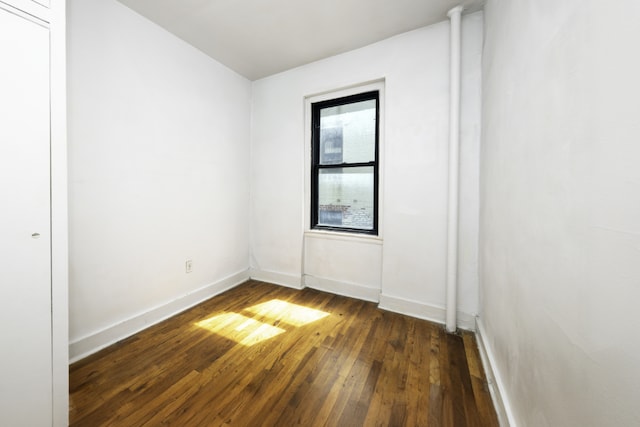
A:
[{"left": 195, "top": 299, "right": 330, "bottom": 346}]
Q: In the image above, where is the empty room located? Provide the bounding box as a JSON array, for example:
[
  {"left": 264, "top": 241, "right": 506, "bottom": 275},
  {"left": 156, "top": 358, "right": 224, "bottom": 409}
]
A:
[{"left": 1, "top": 0, "right": 639, "bottom": 425}]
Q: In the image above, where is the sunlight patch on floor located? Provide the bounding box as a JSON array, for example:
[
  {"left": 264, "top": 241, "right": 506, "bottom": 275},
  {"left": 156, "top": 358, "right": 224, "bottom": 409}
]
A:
[
  {"left": 245, "top": 299, "right": 329, "bottom": 327},
  {"left": 196, "top": 312, "right": 285, "bottom": 346},
  {"left": 195, "top": 299, "right": 330, "bottom": 346}
]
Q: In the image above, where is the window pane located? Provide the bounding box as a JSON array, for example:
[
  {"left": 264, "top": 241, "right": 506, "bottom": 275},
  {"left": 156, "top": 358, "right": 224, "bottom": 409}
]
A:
[
  {"left": 317, "top": 167, "right": 374, "bottom": 230},
  {"left": 319, "top": 99, "right": 376, "bottom": 165}
]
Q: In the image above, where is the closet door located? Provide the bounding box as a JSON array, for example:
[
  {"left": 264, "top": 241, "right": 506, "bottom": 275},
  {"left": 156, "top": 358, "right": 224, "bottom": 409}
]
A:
[{"left": 0, "top": 5, "right": 52, "bottom": 426}]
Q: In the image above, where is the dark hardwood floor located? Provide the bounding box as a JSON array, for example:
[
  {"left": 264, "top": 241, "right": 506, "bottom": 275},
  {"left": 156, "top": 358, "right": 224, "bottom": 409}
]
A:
[{"left": 70, "top": 280, "right": 499, "bottom": 426}]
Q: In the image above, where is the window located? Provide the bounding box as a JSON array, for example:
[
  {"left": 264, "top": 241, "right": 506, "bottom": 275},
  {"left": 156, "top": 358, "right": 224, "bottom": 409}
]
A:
[{"left": 311, "top": 91, "right": 379, "bottom": 234}]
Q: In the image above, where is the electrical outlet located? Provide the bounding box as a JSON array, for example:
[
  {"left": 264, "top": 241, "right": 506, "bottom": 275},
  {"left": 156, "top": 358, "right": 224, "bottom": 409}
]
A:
[{"left": 185, "top": 259, "right": 193, "bottom": 273}]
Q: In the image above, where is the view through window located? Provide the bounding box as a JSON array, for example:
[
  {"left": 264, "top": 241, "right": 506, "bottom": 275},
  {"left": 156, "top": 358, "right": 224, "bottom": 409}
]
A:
[{"left": 311, "top": 91, "right": 379, "bottom": 234}]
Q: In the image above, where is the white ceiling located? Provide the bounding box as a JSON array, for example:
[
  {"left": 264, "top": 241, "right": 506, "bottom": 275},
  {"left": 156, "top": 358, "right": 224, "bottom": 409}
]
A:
[{"left": 116, "top": 0, "right": 483, "bottom": 81}]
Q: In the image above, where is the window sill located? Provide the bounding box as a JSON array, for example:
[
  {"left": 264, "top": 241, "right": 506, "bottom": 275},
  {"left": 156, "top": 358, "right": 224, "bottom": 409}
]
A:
[{"left": 304, "top": 229, "right": 383, "bottom": 245}]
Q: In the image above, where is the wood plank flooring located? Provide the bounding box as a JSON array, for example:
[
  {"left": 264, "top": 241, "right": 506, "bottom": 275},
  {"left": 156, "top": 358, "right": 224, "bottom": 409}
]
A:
[{"left": 70, "top": 280, "right": 499, "bottom": 426}]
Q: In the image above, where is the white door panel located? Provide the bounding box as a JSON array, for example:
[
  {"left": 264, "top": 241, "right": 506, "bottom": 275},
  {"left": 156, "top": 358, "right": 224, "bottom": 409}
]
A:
[{"left": 0, "top": 6, "right": 52, "bottom": 426}]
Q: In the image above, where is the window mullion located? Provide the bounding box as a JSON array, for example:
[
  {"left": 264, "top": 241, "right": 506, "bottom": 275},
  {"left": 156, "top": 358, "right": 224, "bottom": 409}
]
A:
[{"left": 317, "top": 161, "right": 375, "bottom": 169}]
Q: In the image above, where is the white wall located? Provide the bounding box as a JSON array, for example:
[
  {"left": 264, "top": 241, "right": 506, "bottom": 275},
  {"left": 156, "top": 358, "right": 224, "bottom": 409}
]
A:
[
  {"left": 68, "top": 0, "right": 251, "bottom": 360},
  {"left": 251, "top": 12, "right": 482, "bottom": 326},
  {"left": 480, "top": 0, "right": 640, "bottom": 425}
]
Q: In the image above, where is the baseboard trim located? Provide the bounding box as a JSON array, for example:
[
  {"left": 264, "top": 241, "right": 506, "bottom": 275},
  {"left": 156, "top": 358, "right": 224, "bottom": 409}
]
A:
[
  {"left": 69, "top": 269, "right": 250, "bottom": 364},
  {"left": 378, "top": 294, "right": 476, "bottom": 331},
  {"left": 249, "top": 268, "right": 303, "bottom": 289},
  {"left": 475, "top": 319, "right": 517, "bottom": 427},
  {"left": 303, "top": 275, "right": 380, "bottom": 302}
]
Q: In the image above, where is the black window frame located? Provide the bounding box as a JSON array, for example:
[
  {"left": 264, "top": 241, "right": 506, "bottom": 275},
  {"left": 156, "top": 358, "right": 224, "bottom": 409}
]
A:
[{"left": 311, "top": 90, "right": 380, "bottom": 235}]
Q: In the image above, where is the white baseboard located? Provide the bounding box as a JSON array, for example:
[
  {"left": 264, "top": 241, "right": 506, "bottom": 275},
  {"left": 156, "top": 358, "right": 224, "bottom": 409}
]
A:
[
  {"left": 475, "top": 318, "right": 517, "bottom": 427},
  {"left": 69, "top": 269, "right": 250, "bottom": 363},
  {"left": 303, "top": 275, "right": 380, "bottom": 302},
  {"left": 249, "top": 268, "right": 303, "bottom": 289},
  {"left": 378, "top": 293, "right": 476, "bottom": 331}
]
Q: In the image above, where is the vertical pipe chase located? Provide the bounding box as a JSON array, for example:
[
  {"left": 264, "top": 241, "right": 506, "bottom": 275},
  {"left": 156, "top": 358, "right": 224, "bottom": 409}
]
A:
[{"left": 446, "top": 5, "right": 463, "bottom": 333}]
